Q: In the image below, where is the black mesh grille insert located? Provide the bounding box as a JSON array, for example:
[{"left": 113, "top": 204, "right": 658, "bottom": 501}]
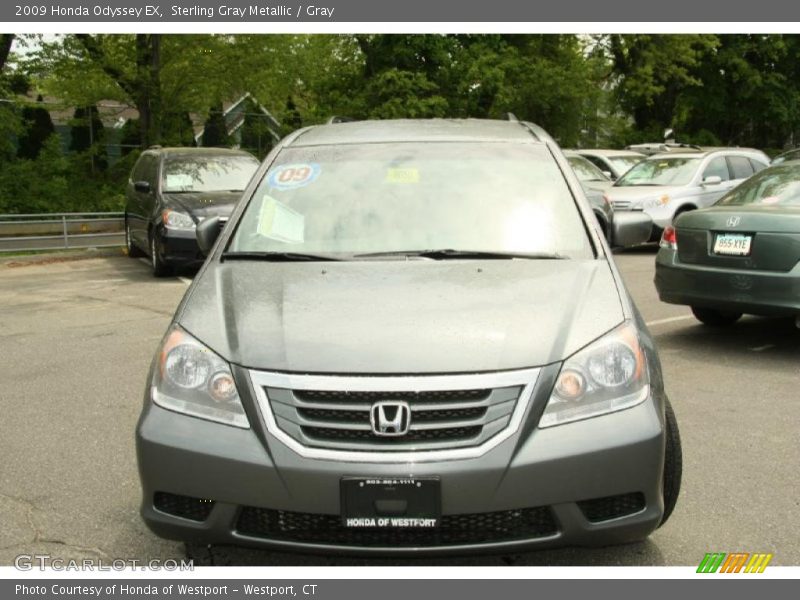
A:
[
  {"left": 236, "top": 505, "right": 558, "bottom": 547},
  {"left": 577, "top": 492, "right": 646, "bottom": 522},
  {"left": 293, "top": 389, "right": 492, "bottom": 405},
  {"left": 153, "top": 492, "right": 215, "bottom": 522},
  {"left": 411, "top": 407, "right": 487, "bottom": 422},
  {"left": 297, "top": 407, "right": 487, "bottom": 424},
  {"left": 298, "top": 408, "right": 371, "bottom": 423},
  {"left": 301, "top": 425, "right": 482, "bottom": 443}
]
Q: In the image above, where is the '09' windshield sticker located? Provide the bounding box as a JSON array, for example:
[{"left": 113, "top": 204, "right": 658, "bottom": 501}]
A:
[{"left": 267, "top": 163, "right": 321, "bottom": 190}]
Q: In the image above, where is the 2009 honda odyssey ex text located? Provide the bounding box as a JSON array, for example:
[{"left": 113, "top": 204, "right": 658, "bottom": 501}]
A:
[{"left": 135, "top": 118, "right": 681, "bottom": 559}]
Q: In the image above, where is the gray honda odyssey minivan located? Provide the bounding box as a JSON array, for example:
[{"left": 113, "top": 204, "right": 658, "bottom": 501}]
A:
[{"left": 136, "top": 118, "right": 681, "bottom": 560}]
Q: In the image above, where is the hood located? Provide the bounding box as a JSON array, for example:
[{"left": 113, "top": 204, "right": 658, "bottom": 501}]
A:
[
  {"left": 177, "top": 259, "right": 625, "bottom": 374},
  {"left": 161, "top": 191, "right": 242, "bottom": 221},
  {"left": 605, "top": 184, "right": 686, "bottom": 209}
]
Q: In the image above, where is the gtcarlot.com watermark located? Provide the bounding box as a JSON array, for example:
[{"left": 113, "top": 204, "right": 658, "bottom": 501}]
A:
[{"left": 14, "top": 554, "right": 193, "bottom": 571}]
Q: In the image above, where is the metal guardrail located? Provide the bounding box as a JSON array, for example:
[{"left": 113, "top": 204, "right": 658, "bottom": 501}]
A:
[{"left": 0, "top": 212, "right": 125, "bottom": 253}]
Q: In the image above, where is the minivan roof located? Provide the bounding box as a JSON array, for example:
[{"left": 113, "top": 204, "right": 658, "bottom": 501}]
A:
[
  {"left": 147, "top": 147, "right": 257, "bottom": 159},
  {"left": 575, "top": 149, "right": 645, "bottom": 157},
  {"left": 288, "top": 119, "right": 543, "bottom": 147},
  {"left": 647, "top": 148, "right": 765, "bottom": 160}
]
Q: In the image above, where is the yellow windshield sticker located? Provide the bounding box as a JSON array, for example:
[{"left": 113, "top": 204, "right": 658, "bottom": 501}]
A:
[
  {"left": 257, "top": 195, "right": 305, "bottom": 243},
  {"left": 386, "top": 168, "right": 420, "bottom": 184}
]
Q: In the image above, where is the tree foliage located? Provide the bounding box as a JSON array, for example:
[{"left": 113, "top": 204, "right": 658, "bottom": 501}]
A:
[
  {"left": 6, "top": 33, "right": 800, "bottom": 214},
  {"left": 17, "top": 96, "right": 55, "bottom": 159}
]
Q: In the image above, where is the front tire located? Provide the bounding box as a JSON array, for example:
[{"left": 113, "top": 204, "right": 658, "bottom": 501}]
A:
[
  {"left": 125, "top": 217, "right": 145, "bottom": 258},
  {"left": 659, "top": 399, "right": 682, "bottom": 527},
  {"left": 691, "top": 306, "right": 742, "bottom": 327},
  {"left": 150, "top": 232, "right": 172, "bottom": 277}
]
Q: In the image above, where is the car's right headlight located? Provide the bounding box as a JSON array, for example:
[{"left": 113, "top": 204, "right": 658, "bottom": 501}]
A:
[
  {"left": 539, "top": 321, "right": 649, "bottom": 428},
  {"left": 151, "top": 325, "right": 249, "bottom": 428}
]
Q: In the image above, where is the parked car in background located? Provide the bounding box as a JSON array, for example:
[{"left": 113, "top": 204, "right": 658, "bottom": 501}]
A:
[
  {"left": 605, "top": 148, "right": 769, "bottom": 238},
  {"left": 125, "top": 147, "right": 260, "bottom": 276},
  {"left": 656, "top": 160, "right": 800, "bottom": 326},
  {"left": 770, "top": 147, "right": 800, "bottom": 165},
  {"left": 574, "top": 149, "right": 645, "bottom": 180},
  {"left": 136, "top": 118, "right": 678, "bottom": 560},
  {"left": 564, "top": 151, "right": 615, "bottom": 242},
  {"left": 624, "top": 142, "right": 704, "bottom": 156}
]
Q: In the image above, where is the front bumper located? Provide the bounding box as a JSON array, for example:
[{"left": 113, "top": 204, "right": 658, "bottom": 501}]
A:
[
  {"left": 136, "top": 364, "right": 666, "bottom": 555},
  {"left": 155, "top": 226, "right": 204, "bottom": 267},
  {"left": 655, "top": 249, "right": 800, "bottom": 316}
]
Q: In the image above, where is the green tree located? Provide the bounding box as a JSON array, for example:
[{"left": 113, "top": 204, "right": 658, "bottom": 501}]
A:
[
  {"left": 69, "top": 105, "right": 108, "bottom": 171},
  {"left": 605, "top": 34, "right": 719, "bottom": 136},
  {"left": 675, "top": 35, "right": 800, "bottom": 148},
  {"left": 17, "top": 95, "right": 55, "bottom": 159}
]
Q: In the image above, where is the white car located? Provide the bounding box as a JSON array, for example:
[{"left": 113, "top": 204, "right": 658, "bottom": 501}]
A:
[
  {"left": 605, "top": 149, "right": 769, "bottom": 235},
  {"left": 575, "top": 149, "right": 645, "bottom": 180}
]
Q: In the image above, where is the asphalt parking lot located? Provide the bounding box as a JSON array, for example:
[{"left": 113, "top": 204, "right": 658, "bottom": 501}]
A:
[{"left": 1, "top": 248, "right": 798, "bottom": 566}]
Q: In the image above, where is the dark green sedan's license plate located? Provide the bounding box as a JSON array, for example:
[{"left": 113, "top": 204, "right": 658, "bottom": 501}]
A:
[
  {"left": 341, "top": 477, "right": 440, "bottom": 528},
  {"left": 714, "top": 233, "right": 752, "bottom": 256}
]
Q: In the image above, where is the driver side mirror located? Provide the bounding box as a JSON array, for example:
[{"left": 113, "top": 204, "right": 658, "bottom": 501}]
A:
[
  {"left": 602, "top": 170, "right": 615, "bottom": 180},
  {"left": 196, "top": 216, "right": 222, "bottom": 256},
  {"left": 133, "top": 180, "right": 151, "bottom": 193},
  {"left": 702, "top": 175, "right": 722, "bottom": 186}
]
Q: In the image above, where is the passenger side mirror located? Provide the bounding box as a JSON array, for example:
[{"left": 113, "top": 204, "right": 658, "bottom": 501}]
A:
[
  {"left": 702, "top": 175, "right": 722, "bottom": 186},
  {"left": 134, "top": 180, "right": 151, "bottom": 193},
  {"left": 196, "top": 216, "right": 222, "bottom": 256},
  {"left": 602, "top": 170, "right": 615, "bottom": 180},
  {"left": 611, "top": 211, "right": 653, "bottom": 248}
]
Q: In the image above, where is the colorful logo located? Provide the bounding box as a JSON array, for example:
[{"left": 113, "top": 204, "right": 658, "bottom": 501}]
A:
[{"left": 697, "top": 552, "right": 773, "bottom": 573}]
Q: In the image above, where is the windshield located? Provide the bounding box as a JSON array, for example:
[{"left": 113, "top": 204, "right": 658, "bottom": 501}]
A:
[
  {"left": 716, "top": 165, "right": 800, "bottom": 206},
  {"left": 162, "top": 155, "right": 260, "bottom": 193},
  {"left": 227, "top": 142, "right": 593, "bottom": 258},
  {"left": 607, "top": 156, "right": 643, "bottom": 176},
  {"left": 567, "top": 155, "right": 610, "bottom": 182},
  {"left": 616, "top": 157, "right": 701, "bottom": 187}
]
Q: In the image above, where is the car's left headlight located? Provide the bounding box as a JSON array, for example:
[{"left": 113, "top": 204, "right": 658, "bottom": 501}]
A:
[
  {"left": 539, "top": 321, "right": 649, "bottom": 428},
  {"left": 151, "top": 325, "right": 249, "bottom": 428},
  {"left": 162, "top": 209, "right": 195, "bottom": 230}
]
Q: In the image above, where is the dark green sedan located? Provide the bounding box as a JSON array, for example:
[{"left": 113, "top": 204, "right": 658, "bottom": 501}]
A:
[{"left": 655, "top": 160, "right": 800, "bottom": 326}]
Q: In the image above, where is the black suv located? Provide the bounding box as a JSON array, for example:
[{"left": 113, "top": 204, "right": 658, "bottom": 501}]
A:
[{"left": 124, "top": 147, "right": 260, "bottom": 276}]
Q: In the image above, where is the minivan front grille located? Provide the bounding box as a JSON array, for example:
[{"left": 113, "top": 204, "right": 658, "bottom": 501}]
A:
[
  {"left": 612, "top": 200, "right": 632, "bottom": 210},
  {"left": 248, "top": 369, "right": 540, "bottom": 460},
  {"left": 262, "top": 385, "right": 523, "bottom": 452},
  {"left": 236, "top": 505, "right": 558, "bottom": 547}
]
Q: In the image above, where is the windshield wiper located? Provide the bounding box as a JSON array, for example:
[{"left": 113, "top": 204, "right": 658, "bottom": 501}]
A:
[
  {"left": 354, "top": 249, "right": 568, "bottom": 260},
  {"left": 221, "top": 251, "right": 345, "bottom": 262}
]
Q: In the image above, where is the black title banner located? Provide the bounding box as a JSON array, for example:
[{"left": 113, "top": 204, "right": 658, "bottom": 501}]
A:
[
  {"left": 3, "top": 0, "right": 800, "bottom": 22},
  {"left": 4, "top": 579, "right": 795, "bottom": 600}
]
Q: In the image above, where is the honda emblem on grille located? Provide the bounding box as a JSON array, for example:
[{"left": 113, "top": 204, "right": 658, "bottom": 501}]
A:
[
  {"left": 370, "top": 401, "right": 411, "bottom": 437},
  {"left": 726, "top": 216, "right": 741, "bottom": 227}
]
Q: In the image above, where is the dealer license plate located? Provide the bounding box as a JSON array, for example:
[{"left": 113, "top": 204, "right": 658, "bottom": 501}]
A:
[
  {"left": 340, "top": 477, "right": 440, "bottom": 528},
  {"left": 713, "top": 233, "right": 752, "bottom": 256}
]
